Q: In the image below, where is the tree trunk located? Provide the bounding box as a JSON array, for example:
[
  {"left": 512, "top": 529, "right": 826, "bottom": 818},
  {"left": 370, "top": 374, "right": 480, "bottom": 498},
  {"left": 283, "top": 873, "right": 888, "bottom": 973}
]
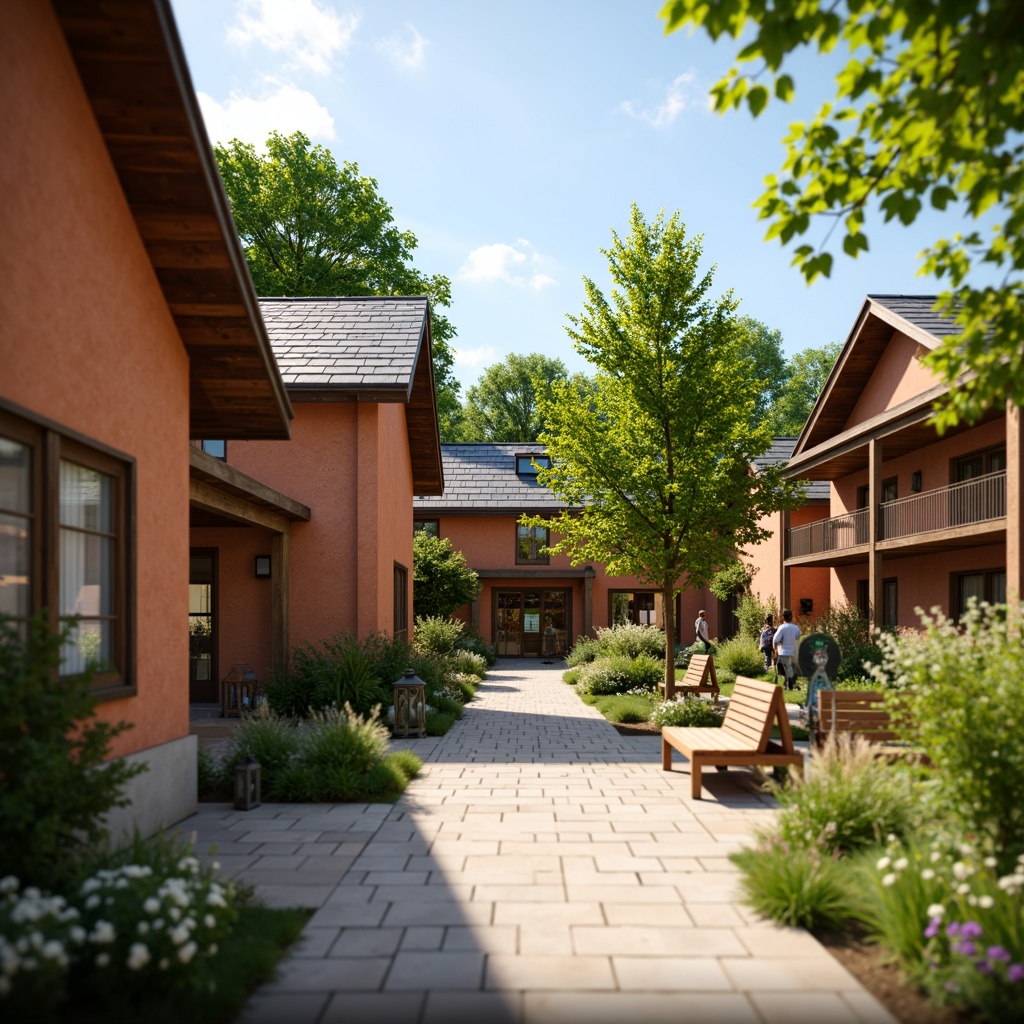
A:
[{"left": 663, "top": 580, "right": 676, "bottom": 700}]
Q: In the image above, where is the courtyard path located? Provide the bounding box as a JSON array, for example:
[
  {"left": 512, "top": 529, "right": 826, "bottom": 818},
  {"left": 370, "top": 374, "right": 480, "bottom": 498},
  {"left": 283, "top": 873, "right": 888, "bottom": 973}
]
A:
[{"left": 183, "top": 660, "right": 895, "bottom": 1024}]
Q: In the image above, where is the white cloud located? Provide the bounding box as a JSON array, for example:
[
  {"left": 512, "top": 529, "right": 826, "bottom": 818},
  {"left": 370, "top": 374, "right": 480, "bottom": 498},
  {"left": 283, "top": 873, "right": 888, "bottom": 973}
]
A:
[
  {"left": 453, "top": 344, "right": 498, "bottom": 369},
  {"left": 375, "top": 24, "right": 429, "bottom": 70},
  {"left": 227, "top": 0, "right": 358, "bottom": 75},
  {"left": 458, "top": 240, "right": 557, "bottom": 290},
  {"left": 198, "top": 81, "right": 335, "bottom": 145},
  {"left": 619, "top": 71, "right": 699, "bottom": 128}
]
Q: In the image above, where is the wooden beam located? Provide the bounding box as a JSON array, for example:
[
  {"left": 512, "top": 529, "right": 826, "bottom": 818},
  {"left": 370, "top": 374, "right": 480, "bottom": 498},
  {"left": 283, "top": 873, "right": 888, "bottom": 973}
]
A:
[
  {"left": 1008, "top": 401, "right": 1023, "bottom": 604},
  {"left": 188, "top": 479, "right": 289, "bottom": 533},
  {"left": 189, "top": 447, "right": 310, "bottom": 521},
  {"left": 271, "top": 530, "right": 290, "bottom": 675},
  {"left": 868, "top": 438, "right": 883, "bottom": 631}
]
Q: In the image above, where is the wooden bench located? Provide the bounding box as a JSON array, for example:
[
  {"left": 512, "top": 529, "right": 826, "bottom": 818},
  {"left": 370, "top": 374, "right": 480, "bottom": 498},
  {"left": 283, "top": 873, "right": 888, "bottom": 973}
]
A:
[
  {"left": 815, "top": 689, "right": 918, "bottom": 760},
  {"left": 662, "top": 677, "right": 803, "bottom": 799},
  {"left": 660, "top": 653, "right": 720, "bottom": 702}
]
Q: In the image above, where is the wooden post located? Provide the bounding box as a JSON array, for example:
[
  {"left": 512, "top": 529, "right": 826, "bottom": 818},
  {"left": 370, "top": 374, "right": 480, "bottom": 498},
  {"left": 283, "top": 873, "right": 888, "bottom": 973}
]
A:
[
  {"left": 271, "top": 528, "right": 290, "bottom": 675},
  {"left": 583, "top": 567, "right": 594, "bottom": 637},
  {"left": 1008, "top": 401, "right": 1023, "bottom": 605},
  {"left": 779, "top": 509, "right": 790, "bottom": 612},
  {"left": 868, "top": 438, "right": 883, "bottom": 631}
]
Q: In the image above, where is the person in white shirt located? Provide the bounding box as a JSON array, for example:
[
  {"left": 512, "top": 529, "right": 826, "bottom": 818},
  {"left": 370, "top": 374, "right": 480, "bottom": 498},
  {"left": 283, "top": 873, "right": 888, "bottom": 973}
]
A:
[
  {"left": 772, "top": 608, "right": 802, "bottom": 690},
  {"left": 695, "top": 609, "right": 710, "bottom": 649}
]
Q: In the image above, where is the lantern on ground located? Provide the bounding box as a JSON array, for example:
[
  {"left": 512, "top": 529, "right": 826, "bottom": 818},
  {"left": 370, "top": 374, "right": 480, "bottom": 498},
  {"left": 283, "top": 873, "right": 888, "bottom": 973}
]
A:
[
  {"left": 221, "top": 663, "right": 258, "bottom": 718},
  {"left": 234, "top": 756, "right": 261, "bottom": 810},
  {"left": 392, "top": 668, "right": 427, "bottom": 738}
]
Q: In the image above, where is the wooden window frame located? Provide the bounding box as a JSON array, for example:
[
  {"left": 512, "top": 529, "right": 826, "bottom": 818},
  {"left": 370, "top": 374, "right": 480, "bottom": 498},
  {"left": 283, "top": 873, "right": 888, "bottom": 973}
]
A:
[
  {"left": 515, "top": 523, "right": 550, "bottom": 565},
  {"left": 951, "top": 567, "right": 1007, "bottom": 620},
  {"left": 413, "top": 518, "right": 440, "bottom": 538},
  {"left": 200, "top": 440, "right": 227, "bottom": 461},
  {"left": 515, "top": 454, "right": 551, "bottom": 477},
  {"left": 393, "top": 561, "right": 409, "bottom": 642},
  {"left": 0, "top": 398, "right": 136, "bottom": 700},
  {"left": 951, "top": 445, "right": 1007, "bottom": 484}
]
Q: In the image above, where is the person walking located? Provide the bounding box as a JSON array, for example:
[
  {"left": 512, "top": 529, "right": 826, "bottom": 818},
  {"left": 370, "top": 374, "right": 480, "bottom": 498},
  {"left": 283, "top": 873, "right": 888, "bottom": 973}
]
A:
[
  {"left": 695, "top": 609, "right": 711, "bottom": 651},
  {"left": 758, "top": 614, "right": 775, "bottom": 673},
  {"left": 773, "top": 608, "right": 801, "bottom": 690}
]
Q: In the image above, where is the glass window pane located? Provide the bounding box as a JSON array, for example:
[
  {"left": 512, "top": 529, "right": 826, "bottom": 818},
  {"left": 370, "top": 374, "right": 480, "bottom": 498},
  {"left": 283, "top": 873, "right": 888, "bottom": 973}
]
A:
[
  {"left": 0, "top": 512, "right": 30, "bottom": 618},
  {"left": 202, "top": 440, "right": 226, "bottom": 460},
  {"left": 989, "top": 449, "right": 1007, "bottom": 473},
  {"left": 958, "top": 573, "right": 984, "bottom": 617},
  {"left": 61, "top": 619, "right": 112, "bottom": 674},
  {"left": 0, "top": 437, "right": 31, "bottom": 514},
  {"left": 60, "top": 529, "right": 112, "bottom": 616},
  {"left": 991, "top": 571, "right": 1007, "bottom": 605},
  {"left": 60, "top": 460, "right": 113, "bottom": 532}
]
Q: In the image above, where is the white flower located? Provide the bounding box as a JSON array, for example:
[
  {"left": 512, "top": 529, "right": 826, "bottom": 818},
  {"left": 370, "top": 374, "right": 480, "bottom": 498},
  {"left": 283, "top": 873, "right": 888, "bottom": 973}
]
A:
[
  {"left": 206, "top": 892, "right": 227, "bottom": 909},
  {"left": 204, "top": 914, "right": 216, "bottom": 929},
  {"left": 957, "top": 883, "right": 971, "bottom": 895},
  {"left": 158, "top": 957, "right": 169, "bottom": 971},
  {"left": 984, "top": 856, "right": 998, "bottom": 868},
  {"left": 68, "top": 925, "right": 86, "bottom": 945},
  {"left": 170, "top": 924, "right": 190, "bottom": 947},
  {"left": 207, "top": 943, "right": 218, "bottom": 956},
  {"left": 41, "top": 940, "right": 65, "bottom": 963},
  {"left": 0, "top": 877, "right": 16, "bottom": 895},
  {"left": 169, "top": 907, "right": 182, "bottom": 922},
  {"left": 126, "top": 943, "right": 151, "bottom": 971},
  {"left": 90, "top": 921, "right": 115, "bottom": 944},
  {"left": 84, "top": 894, "right": 100, "bottom": 910},
  {"left": 80, "top": 878, "right": 101, "bottom": 895},
  {"left": 882, "top": 873, "right": 897, "bottom": 887},
  {"left": 930, "top": 851, "right": 942, "bottom": 863},
  {"left": 952, "top": 862, "right": 971, "bottom": 881},
  {"left": 978, "top": 895, "right": 995, "bottom": 909},
  {"left": 894, "top": 858, "right": 909, "bottom": 871},
  {"left": 922, "top": 869, "right": 935, "bottom": 881},
  {"left": 95, "top": 953, "right": 110, "bottom": 968},
  {"left": 927, "top": 904, "right": 944, "bottom": 918},
  {"left": 877, "top": 857, "right": 891, "bottom": 871},
  {"left": 137, "top": 921, "right": 149, "bottom": 935},
  {"left": 177, "top": 941, "right": 197, "bottom": 964},
  {"left": 143, "top": 897, "right": 160, "bottom": 915}
]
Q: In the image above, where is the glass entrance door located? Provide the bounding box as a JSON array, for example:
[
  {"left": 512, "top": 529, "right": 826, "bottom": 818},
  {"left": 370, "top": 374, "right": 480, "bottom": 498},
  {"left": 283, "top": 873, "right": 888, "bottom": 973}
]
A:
[
  {"left": 189, "top": 550, "right": 217, "bottom": 702},
  {"left": 494, "top": 589, "right": 569, "bottom": 657}
]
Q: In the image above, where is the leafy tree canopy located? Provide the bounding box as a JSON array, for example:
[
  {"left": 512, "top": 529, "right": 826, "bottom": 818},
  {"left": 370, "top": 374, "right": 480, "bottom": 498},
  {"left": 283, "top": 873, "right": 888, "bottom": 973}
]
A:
[
  {"left": 661, "top": 0, "right": 1024, "bottom": 429},
  {"left": 214, "top": 131, "right": 461, "bottom": 436},
  {"left": 527, "top": 205, "right": 802, "bottom": 695},
  {"left": 768, "top": 340, "right": 842, "bottom": 436},
  {"left": 412, "top": 532, "right": 481, "bottom": 619},
  {"left": 457, "top": 353, "right": 569, "bottom": 442},
  {"left": 736, "top": 316, "right": 788, "bottom": 425}
]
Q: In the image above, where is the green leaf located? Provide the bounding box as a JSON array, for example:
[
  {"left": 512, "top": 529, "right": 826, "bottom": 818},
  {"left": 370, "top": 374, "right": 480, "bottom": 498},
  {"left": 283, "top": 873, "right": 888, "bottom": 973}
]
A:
[
  {"left": 775, "top": 74, "right": 795, "bottom": 102},
  {"left": 748, "top": 85, "right": 770, "bottom": 117}
]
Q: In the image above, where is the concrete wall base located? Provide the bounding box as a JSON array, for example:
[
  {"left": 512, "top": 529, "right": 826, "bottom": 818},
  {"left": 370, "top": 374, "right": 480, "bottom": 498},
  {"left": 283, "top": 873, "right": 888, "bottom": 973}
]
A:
[{"left": 103, "top": 734, "right": 198, "bottom": 847}]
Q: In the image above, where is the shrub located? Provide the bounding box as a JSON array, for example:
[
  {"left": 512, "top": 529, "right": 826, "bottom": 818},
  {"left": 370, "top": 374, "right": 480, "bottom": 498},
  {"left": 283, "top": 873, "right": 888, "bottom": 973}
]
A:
[
  {"left": 595, "top": 622, "right": 666, "bottom": 660},
  {"left": 651, "top": 697, "right": 725, "bottom": 729},
  {"left": 220, "top": 707, "right": 301, "bottom": 799},
  {"left": 451, "top": 649, "right": 487, "bottom": 679},
  {"left": 625, "top": 654, "right": 664, "bottom": 690},
  {"left": 413, "top": 615, "right": 465, "bottom": 656},
  {"left": 810, "top": 602, "right": 882, "bottom": 680},
  {"left": 426, "top": 710, "right": 457, "bottom": 735},
  {"left": 773, "top": 734, "right": 919, "bottom": 857},
  {"left": 877, "top": 601, "right": 1024, "bottom": 859},
  {"left": 714, "top": 635, "right": 766, "bottom": 683},
  {"left": 458, "top": 627, "right": 497, "bottom": 667},
  {"left": 0, "top": 615, "right": 144, "bottom": 889},
  {"left": 566, "top": 635, "right": 602, "bottom": 667},
  {"left": 731, "top": 837, "right": 855, "bottom": 929},
  {"left": 586, "top": 693, "right": 658, "bottom": 724},
  {"left": 412, "top": 532, "right": 481, "bottom": 618},
  {"left": 197, "top": 746, "right": 218, "bottom": 798},
  {"left": 576, "top": 655, "right": 635, "bottom": 696},
  {"left": 735, "top": 593, "right": 779, "bottom": 643},
  {"left": 563, "top": 666, "right": 582, "bottom": 685}
]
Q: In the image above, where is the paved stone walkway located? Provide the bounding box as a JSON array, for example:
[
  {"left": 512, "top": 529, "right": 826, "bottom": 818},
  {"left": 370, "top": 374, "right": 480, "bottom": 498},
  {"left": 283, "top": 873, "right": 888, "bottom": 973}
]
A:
[{"left": 183, "top": 660, "right": 895, "bottom": 1024}]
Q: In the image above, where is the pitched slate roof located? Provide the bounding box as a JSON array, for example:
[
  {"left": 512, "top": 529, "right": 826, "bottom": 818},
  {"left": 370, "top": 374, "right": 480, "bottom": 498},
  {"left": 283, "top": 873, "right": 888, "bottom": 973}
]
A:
[
  {"left": 868, "top": 295, "right": 959, "bottom": 338},
  {"left": 754, "top": 438, "right": 830, "bottom": 500},
  {"left": 414, "top": 444, "right": 567, "bottom": 513},
  {"left": 258, "top": 296, "right": 430, "bottom": 398}
]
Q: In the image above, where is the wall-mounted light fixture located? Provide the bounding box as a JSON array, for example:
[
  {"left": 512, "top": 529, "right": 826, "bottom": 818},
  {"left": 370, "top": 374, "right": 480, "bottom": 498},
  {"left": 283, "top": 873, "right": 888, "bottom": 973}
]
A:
[
  {"left": 911, "top": 471, "right": 922, "bottom": 493},
  {"left": 254, "top": 555, "right": 271, "bottom": 579}
]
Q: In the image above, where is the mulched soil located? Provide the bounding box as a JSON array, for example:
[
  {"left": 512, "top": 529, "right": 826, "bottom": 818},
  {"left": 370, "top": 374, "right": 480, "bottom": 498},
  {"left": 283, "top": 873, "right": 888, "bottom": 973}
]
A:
[
  {"left": 814, "top": 928, "right": 973, "bottom": 1024},
  {"left": 612, "top": 721, "right": 662, "bottom": 736}
]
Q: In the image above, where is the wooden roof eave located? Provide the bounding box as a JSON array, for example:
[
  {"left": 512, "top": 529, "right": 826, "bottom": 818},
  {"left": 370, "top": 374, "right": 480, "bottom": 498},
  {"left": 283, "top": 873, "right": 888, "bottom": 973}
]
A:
[
  {"left": 189, "top": 447, "right": 310, "bottom": 521},
  {"left": 53, "top": 0, "right": 293, "bottom": 441},
  {"left": 405, "top": 314, "right": 444, "bottom": 496}
]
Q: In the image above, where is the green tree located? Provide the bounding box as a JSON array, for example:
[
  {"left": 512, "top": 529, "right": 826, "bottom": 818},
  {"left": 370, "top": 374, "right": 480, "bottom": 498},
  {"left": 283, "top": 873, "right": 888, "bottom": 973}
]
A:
[
  {"left": 458, "top": 353, "right": 569, "bottom": 442},
  {"left": 661, "top": 0, "right": 1024, "bottom": 429},
  {"left": 768, "top": 341, "right": 841, "bottom": 436},
  {"left": 526, "top": 206, "right": 801, "bottom": 696},
  {"left": 412, "top": 532, "right": 481, "bottom": 619},
  {"left": 736, "top": 316, "right": 788, "bottom": 425},
  {"left": 214, "top": 131, "right": 461, "bottom": 435}
]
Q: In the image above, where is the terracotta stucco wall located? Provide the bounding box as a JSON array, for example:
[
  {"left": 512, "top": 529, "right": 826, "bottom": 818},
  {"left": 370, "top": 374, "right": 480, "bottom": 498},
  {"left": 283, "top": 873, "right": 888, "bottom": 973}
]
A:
[
  {"left": 374, "top": 403, "right": 414, "bottom": 636},
  {"left": 1, "top": 0, "right": 190, "bottom": 758},
  {"left": 189, "top": 526, "right": 275, "bottom": 682},
  {"left": 844, "top": 332, "right": 937, "bottom": 429},
  {"left": 229, "top": 404, "right": 360, "bottom": 644}
]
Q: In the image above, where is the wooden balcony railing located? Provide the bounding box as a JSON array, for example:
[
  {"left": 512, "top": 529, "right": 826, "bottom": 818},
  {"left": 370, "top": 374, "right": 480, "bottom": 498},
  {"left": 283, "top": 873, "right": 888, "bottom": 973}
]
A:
[
  {"left": 879, "top": 471, "right": 1006, "bottom": 541},
  {"left": 786, "top": 471, "right": 1006, "bottom": 558}
]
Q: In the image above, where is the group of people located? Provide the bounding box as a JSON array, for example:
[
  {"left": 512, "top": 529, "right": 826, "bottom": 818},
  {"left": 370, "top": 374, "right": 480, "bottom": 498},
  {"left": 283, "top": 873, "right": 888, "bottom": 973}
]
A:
[{"left": 693, "top": 607, "right": 802, "bottom": 690}]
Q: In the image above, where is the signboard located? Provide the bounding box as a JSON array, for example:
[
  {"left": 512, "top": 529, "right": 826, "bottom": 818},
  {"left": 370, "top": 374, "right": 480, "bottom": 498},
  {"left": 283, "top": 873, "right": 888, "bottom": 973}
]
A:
[{"left": 523, "top": 612, "right": 540, "bottom": 633}]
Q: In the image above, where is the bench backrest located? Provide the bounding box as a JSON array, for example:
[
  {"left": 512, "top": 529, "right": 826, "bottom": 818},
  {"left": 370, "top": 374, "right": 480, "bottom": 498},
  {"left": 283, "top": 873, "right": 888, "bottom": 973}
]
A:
[
  {"left": 723, "top": 676, "right": 794, "bottom": 753},
  {"left": 818, "top": 690, "right": 898, "bottom": 743},
  {"left": 683, "top": 653, "right": 717, "bottom": 687}
]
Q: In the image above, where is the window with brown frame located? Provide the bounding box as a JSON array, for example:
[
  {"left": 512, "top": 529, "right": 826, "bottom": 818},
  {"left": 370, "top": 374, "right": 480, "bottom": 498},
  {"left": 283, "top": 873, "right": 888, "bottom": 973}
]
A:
[
  {"left": 393, "top": 562, "right": 408, "bottom": 642},
  {"left": 516, "top": 523, "right": 550, "bottom": 565},
  {"left": 413, "top": 518, "right": 439, "bottom": 538},
  {"left": 953, "top": 568, "right": 1006, "bottom": 620},
  {"left": 0, "top": 403, "right": 134, "bottom": 696}
]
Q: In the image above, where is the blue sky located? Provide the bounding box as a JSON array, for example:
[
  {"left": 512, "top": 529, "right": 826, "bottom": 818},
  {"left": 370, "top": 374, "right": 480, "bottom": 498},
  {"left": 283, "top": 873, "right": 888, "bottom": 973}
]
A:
[{"left": 172, "top": 0, "right": 980, "bottom": 392}]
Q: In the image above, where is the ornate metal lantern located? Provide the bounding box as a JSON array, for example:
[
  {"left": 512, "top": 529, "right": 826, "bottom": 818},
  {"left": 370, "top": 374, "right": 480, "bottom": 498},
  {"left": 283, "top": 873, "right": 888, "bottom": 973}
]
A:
[
  {"left": 392, "top": 668, "right": 427, "bottom": 738},
  {"left": 234, "top": 756, "right": 261, "bottom": 810},
  {"left": 221, "top": 663, "right": 258, "bottom": 718}
]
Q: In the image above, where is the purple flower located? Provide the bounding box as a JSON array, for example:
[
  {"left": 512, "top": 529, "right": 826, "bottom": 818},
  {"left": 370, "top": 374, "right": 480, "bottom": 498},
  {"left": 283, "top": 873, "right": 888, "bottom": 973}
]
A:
[
  {"left": 945, "top": 980, "right": 961, "bottom": 993},
  {"left": 976, "top": 960, "right": 992, "bottom": 975},
  {"left": 961, "top": 921, "right": 984, "bottom": 940},
  {"left": 924, "top": 918, "right": 941, "bottom": 939},
  {"left": 1009, "top": 964, "right": 1024, "bottom": 983},
  {"left": 946, "top": 922, "right": 961, "bottom": 938},
  {"left": 987, "top": 946, "right": 1011, "bottom": 962},
  {"left": 955, "top": 941, "right": 977, "bottom": 957}
]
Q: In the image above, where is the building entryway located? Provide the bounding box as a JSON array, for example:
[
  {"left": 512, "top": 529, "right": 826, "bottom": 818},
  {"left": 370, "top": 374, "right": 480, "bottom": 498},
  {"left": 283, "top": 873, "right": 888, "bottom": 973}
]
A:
[
  {"left": 188, "top": 549, "right": 217, "bottom": 702},
  {"left": 494, "top": 588, "right": 569, "bottom": 657}
]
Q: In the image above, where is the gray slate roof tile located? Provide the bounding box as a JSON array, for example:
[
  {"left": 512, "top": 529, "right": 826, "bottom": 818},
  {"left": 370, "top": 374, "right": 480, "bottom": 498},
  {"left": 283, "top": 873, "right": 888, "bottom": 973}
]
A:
[
  {"left": 258, "top": 296, "right": 429, "bottom": 391},
  {"left": 755, "top": 437, "right": 830, "bottom": 500},
  {"left": 868, "top": 294, "right": 959, "bottom": 338}
]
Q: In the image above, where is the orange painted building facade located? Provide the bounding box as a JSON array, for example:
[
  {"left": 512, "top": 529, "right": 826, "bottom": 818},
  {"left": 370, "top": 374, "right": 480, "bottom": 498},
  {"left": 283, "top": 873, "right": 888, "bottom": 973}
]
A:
[
  {"left": 414, "top": 445, "right": 721, "bottom": 653},
  {"left": 778, "top": 295, "right": 1023, "bottom": 626},
  {"left": 1, "top": 0, "right": 292, "bottom": 835}
]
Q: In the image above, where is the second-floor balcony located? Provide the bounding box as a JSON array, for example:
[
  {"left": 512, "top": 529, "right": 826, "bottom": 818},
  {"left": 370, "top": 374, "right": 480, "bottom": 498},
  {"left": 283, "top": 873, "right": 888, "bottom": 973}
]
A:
[{"left": 787, "top": 471, "right": 1007, "bottom": 563}]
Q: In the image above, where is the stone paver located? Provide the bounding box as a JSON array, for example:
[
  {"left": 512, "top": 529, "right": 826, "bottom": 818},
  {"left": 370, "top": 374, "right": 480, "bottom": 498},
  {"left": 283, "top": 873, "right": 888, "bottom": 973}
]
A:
[{"left": 182, "top": 659, "right": 896, "bottom": 1024}]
